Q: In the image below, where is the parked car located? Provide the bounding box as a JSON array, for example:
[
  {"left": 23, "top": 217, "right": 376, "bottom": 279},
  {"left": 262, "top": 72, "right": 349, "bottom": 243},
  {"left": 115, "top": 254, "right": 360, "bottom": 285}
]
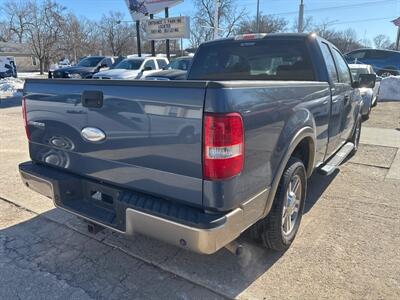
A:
[
  {"left": 93, "top": 57, "right": 168, "bottom": 80},
  {"left": 20, "top": 33, "right": 375, "bottom": 255},
  {"left": 345, "top": 48, "right": 400, "bottom": 77},
  {"left": 349, "top": 64, "right": 378, "bottom": 119},
  {"left": 0, "top": 56, "right": 17, "bottom": 78},
  {"left": 142, "top": 56, "right": 192, "bottom": 80},
  {"left": 48, "top": 58, "right": 72, "bottom": 78},
  {"left": 164, "top": 56, "right": 192, "bottom": 71},
  {"left": 51, "top": 56, "right": 116, "bottom": 79},
  {"left": 144, "top": 69, "right": 187, "bottom": 80}
]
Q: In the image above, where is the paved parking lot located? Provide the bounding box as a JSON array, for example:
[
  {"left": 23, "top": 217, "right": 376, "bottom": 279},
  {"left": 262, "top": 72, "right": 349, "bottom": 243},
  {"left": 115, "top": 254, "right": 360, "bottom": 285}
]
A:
[{"left": 0, "top": 96, "right": 399, "bottom": 299}]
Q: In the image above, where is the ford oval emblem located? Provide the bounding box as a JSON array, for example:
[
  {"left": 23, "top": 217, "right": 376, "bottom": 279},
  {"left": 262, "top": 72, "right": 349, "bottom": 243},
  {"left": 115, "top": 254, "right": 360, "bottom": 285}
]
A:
[{"left": 81, "top": 127, "right": 106, "bottom": 142}]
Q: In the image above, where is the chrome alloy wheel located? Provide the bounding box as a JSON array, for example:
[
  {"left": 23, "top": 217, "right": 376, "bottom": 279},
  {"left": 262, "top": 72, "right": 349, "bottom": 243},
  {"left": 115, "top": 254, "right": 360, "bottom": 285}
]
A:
[{"left": 282, "top": 174, "right": 302, "bottom": 236}]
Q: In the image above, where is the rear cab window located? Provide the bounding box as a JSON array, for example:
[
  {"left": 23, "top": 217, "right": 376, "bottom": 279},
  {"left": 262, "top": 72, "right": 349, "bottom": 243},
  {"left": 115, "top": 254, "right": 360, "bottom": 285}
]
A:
[
  {"left": 346, "top": 50, "right": 366, "bottom": 61},
  {"left": 188, "top": 38, "right": 316, "bottom": 81},
  {"left": 365, "top": 50, "right": 392, "bottom": 59}
]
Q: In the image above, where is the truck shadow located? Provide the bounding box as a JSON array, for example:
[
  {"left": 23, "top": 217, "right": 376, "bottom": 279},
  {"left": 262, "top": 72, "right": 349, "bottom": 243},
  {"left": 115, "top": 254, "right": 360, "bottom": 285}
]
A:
[
  {"left": 1, "top": 170, "right": 339, "bottom": 298},
  {"left": 0, "top": 210, "right": 279, "bottom": 298},
  {"left": 304, "top": 169, "right": 339, "bottom": 214}
]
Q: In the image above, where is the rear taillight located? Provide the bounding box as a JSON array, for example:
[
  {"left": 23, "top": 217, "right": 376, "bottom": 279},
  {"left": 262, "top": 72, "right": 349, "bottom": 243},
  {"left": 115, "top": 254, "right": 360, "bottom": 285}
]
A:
[
  {"left": 22, "top": 96, "right": 30, "bottom": 140},
  {"left": 203, "top": 113, "right": 244, "bottom": 180}
]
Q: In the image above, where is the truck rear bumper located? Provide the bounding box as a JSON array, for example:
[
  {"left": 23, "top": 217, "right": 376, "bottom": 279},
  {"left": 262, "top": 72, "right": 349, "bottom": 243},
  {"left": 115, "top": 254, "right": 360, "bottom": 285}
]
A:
[{"left": 19, "top": 161, "right": 268, "bottom": 254}]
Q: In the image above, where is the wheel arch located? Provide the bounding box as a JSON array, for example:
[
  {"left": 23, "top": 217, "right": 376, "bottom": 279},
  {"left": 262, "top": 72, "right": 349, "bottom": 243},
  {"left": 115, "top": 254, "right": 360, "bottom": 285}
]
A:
[{"left": 262, "top": 126, "right": 316, "bottom": 218}]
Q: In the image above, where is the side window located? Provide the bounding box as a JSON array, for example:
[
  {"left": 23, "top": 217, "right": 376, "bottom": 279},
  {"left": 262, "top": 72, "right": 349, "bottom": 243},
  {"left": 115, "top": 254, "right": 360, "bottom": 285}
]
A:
[
  {"left": 143, "top": 59, "right": 156, "bottom": 70},
  {"left": 100, "top": 58, "right": 111, "bottom": 67},
  {"left": 105, "top": 58, "right": 113, "bottom": 67},
  {"left": 156, "top": 59, "right": 168, "bottom": 69},
  {"left": 332, "top": 49, "right": 352, "bottom": 84},
  {"left": 320, "top": 43, "right": 339, "bottom": 83}
]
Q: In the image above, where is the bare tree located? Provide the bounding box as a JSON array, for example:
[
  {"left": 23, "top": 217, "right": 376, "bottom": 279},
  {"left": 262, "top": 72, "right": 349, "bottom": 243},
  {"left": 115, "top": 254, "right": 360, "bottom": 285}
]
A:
[
  {"left": 1, "top": 0, "right": 31, "bottom": 43},
  {"left": 100, "top": 12, "right": 135, "bottom": 56},
  {"left": 313, "top": 22, "right": 364, "bottom": 53},
  {"left": 24, "top": 0, "right": 67, "bottom": 74},
  {"left": 236, "top": 15, "right": 288, "bottom": 34},
  {"left": 292, "top": 16, "right": 314, "bottom": 33},
  {"left": 0, "top": 21, "right": 13, "bottom": 42},
  {"left": 373, "top": 34, "right": 393, "bottom": 49},
  {"left": 190, "top": 0, "right": 246, "bottom": 47},
  {"left": 58, "top": 15, "right": 102, "bottom": 62}
]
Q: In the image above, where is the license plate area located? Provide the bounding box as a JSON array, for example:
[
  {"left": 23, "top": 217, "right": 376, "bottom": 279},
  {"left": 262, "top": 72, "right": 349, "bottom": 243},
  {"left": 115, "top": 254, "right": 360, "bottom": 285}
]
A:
[{"left": 56, "top": 178, "right": 125, "bottom": 231}]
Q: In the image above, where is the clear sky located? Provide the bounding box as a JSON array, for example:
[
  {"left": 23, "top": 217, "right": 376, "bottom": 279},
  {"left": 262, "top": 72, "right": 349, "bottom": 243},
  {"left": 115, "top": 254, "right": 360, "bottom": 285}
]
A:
[{"left": 37, "top": 0, "right": 400, "bottom": 44}]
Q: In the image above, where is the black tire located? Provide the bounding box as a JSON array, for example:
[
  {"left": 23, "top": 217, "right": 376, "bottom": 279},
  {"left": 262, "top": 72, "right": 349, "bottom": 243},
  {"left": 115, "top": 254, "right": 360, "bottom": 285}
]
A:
[
  {"left": 362, "top": 105, "right": 371, "bottom": 121},
  {"left": 350, "top": 116, "right": 362, "bottom": 154},
  {"left": 259, "top": 157, "right": 307, "bottom": 251},
  {"left": 372, "top": 96, "right": 378, "bottom": 107}
]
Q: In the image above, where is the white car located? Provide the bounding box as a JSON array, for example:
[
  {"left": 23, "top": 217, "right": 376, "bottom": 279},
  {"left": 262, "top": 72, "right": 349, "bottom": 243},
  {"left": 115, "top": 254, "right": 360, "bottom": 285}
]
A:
[
  {"left": 349, "top": 63, "right": 378, "bottom": 119},
  {"left": 93, "top": 57, "right": 168, "bottom": 80}
]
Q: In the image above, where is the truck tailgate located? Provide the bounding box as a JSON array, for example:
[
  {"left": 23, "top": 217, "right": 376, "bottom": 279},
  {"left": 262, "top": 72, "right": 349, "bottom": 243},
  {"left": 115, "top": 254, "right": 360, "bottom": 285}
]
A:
[{"left": 24, "top": 79, "right": 206, "bottom": 206}]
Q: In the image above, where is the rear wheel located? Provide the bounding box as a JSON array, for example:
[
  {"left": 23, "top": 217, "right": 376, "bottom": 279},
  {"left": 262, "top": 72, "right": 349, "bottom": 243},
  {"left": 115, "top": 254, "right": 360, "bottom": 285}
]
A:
[
  {"left": 372, "top": 96, "right": 378, "bottom": 107},
  {"left": 362, "top": 104, "right": 371, "bottom": 121},
  {"left": 259, "top": 158, "right": 307, "bottom": 251}
]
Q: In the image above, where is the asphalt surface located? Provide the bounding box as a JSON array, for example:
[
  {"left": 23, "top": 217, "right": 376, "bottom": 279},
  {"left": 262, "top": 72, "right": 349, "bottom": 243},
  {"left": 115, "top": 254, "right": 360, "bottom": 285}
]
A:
[{"left": 0, "top": 96, "right": 399, "bottom": 299}]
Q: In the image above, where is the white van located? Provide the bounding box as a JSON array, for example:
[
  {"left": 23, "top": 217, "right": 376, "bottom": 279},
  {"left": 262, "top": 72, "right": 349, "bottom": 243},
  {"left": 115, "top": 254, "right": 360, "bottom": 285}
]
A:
[{"left": 0, "top": 56, "right": 17, "bottom": 78}]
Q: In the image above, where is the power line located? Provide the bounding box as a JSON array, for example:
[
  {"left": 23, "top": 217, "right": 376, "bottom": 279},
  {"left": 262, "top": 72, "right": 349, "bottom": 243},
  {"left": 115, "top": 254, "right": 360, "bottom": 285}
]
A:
[
  {"left": 236, "top": 0, "right": 397, "bottom": 16},
  {"left": 329, "top": 16, "right": 398, "bottom": 25}
]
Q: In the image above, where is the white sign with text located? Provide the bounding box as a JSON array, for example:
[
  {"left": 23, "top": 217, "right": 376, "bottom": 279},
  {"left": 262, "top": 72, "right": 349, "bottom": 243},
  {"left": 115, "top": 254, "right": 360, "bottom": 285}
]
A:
[{"left": 146, "top": 16, "right": 190, "bottom": 40}]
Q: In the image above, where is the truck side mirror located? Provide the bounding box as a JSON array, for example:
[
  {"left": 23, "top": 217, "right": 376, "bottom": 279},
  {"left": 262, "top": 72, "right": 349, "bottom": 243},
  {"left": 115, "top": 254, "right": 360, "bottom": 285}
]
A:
[{"left": 358, "top": 74, "right": 376, "bottom": 88}]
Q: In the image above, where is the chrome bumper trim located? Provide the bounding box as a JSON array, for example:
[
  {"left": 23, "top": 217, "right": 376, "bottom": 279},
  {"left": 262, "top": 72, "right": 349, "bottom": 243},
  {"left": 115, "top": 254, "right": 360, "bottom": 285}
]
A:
[{"left": 19, "top": 165, "right": 268, "bottom": 254}]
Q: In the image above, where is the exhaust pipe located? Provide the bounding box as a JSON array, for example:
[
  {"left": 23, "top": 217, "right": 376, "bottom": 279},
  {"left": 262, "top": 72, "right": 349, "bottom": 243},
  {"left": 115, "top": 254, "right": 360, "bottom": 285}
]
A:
[{"left": 225, "top": 241, "right": 243, "bottom": 256}]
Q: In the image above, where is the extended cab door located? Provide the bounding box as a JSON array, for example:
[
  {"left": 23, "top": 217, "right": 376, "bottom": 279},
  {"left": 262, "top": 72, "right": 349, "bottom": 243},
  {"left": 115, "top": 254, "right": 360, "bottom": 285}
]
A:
[
  {"left": 320, "top": 42, "right": 344, "bottom": 156},
  {"left": 331, "top": 48, "right": 355, "bottom": 143}
]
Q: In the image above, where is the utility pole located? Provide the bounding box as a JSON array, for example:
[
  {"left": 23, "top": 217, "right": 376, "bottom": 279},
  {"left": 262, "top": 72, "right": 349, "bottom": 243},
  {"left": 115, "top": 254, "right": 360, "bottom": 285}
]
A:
[
  {"left": 180, "top": 14, "right": 184, "bottom": 56},
  {"left": 136, "top": 20, "right": 142, "bottom": 57},
  {"left": 150, "top": 14, "right": 155, "bottom": 56},
  {"left": 256, "top": 0, "right": 260, "bottom": 33},
  {"left": 298, "top": 0, "right": 304, "bottom": 33},
  {"left": 165, "top": 7, "right": 170, "bottom": 60},
  {"left": 396, "top": 26, "right": 400, "bottom": 50},
  {"left": 214, "top": 0, "right": 220, "bottom": 39}
]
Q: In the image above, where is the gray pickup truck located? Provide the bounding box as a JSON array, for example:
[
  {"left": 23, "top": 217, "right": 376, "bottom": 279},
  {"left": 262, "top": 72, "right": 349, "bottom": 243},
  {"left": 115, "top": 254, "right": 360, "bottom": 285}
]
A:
[{"left": 19, "top": 33, "right": 376, "bottom": 254}]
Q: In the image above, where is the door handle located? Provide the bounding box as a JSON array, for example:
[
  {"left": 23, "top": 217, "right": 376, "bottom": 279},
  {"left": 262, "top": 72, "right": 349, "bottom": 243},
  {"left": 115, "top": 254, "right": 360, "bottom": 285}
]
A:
[{"left": 82, "top": 91, "right": 103, "bottom": 108}]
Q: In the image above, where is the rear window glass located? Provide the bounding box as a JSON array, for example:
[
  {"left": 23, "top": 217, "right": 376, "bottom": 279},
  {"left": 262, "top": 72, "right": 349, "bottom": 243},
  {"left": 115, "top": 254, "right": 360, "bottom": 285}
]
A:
[
  {"left": 188, "top": 39, "right": 315, "bottom": 81},
  {"left": 366, "top": 50, "right": 392, "bottom": 59}
]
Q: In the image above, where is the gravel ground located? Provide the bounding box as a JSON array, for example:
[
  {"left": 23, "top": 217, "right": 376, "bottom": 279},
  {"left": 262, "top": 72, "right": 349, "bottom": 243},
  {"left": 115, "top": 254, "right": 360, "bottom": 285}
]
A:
[{"left": 0, "top": 96, "right": 399, "bottom": 299}]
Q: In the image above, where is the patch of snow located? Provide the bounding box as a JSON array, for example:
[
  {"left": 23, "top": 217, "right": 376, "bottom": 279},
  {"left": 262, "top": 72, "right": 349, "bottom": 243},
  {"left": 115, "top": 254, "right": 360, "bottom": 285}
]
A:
[
  {"left": 0, "top": 77, "right": 24, "bottom": 98},
  {"left": 378, "top": 76, "right": 400, "bottom": 101},
  {"left": 17, "top": 72, "right": 47, "bottom": 79}
]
